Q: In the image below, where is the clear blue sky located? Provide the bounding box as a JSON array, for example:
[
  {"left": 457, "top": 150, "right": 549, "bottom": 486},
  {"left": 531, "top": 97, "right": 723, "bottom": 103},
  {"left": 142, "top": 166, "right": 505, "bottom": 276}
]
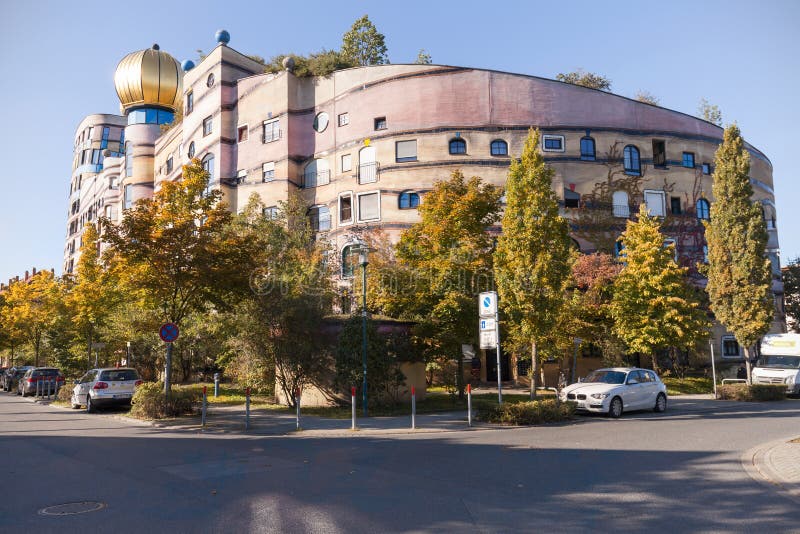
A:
[{"left": 1, "top": 0, "right": 798, "bottom": 283}]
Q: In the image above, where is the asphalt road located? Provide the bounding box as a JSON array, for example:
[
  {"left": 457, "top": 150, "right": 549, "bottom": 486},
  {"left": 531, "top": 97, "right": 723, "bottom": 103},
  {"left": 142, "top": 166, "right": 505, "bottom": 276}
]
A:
[{"left": 1, "top": 392, "right": 799, "bottom": 533}]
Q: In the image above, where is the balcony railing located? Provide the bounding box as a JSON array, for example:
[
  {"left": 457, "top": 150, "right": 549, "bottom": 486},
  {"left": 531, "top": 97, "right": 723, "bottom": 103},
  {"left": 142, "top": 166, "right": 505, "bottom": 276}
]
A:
[
  {"left": 612, "top": 203, "right": 631, "bottom": 218},
  {"left": 303, "top": 169, "right": 330, "bottom": 188},
  {"left": 358, "top": 162, "right": 379, "bottom": 184}
]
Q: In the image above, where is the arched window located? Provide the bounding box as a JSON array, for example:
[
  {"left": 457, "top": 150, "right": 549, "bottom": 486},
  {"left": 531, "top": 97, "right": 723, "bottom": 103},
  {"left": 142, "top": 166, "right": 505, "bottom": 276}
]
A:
[
  {"left": 580, "top": 137, "right": 596, "bottom": 160},
  {"left": 490, "top": 139, "right": 508, "bottom": 156},
  {"left": 696, "top": 199, "right": 710, "bottom": 221},
  {"left": 201, "top": 153, "right": 215, "bottom": 182},
  {"left": 309, "top": 205, "right": 331, "bottom": 232},
  {"left": 341, "top": 244, "right": 360, "bottom": 278},
  {"left": 187, "top": 141, "right": 195, "bottom": 159},
  {"left": 449, "top": 138, "right": 466, "bottom": 155},
  {"left": 399, "top": 191, "right": 420, "bottom": 209},
  {"left": 612, "top": 190, "right": 630, "bottom": 218},
  {"left": 623, "top": 145, "right": 640, "bottom": 175},
  {"left": 124, "top": 141, "right": 133, "bottom": 177}
]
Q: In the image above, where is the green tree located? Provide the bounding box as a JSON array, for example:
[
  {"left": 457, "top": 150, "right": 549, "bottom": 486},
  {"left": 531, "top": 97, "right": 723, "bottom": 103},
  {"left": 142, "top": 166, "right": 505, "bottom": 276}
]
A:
[
  {"left": 704, "top": 125, "right": 773, "bottom": 381},
  {"left": 102, "top": 159, "right": 245, "bottom": 391},
  {"left": 555, "top": 69, "right": 612, "bottom": 91},
  {"left": 0, "top": 270, "right": 61, "bottom": 366},
  {"left": 380, "top": 171, "right": 502, "bottom": 398},
  {"left": 698, "top": 98, "right": 723, "bottom": 126},
  {"left": 341, "top": 15, "right": 389, "bottom": 66},
  {"left": 783, "top": 258, "right": 800, "bottom": 333},
  {"left": 415, "top": 49, "right": 433, "bottom": 64},
  {"left": 611, "top": 206, "right": 710, "bottom": 370},
  {"left": 494, "top": 129, "right": 573, "bottom": 398}
]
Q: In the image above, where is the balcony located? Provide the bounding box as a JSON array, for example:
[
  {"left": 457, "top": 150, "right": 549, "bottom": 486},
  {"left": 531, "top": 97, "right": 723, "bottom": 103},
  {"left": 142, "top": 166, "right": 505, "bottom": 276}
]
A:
[
  {"left": 612, "top": 203, "right": 631, "bottom": 218},
  {"left": 303, "top": 169, "right": 330, "bottom": 188},
  {"left": 358, "top": 162, "right": 379, "bottom": 184}
]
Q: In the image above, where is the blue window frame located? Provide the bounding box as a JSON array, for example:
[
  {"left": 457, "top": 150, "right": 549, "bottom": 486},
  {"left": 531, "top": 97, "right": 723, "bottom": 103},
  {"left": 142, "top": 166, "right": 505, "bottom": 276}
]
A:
[
  {"left": 696, "top": 199, "right": 710, "bottom": 221},
  {"left": 399, "top": 191, "right": 420, "bottom": 209},
  {"left": 580, "top": 137, "right": 595, "bottom": 160},
  {"left": 702, "top": 163, "right": 711, "bottom": 175},
  {"left": 100, "top": 127, "right": 110, "bottom": 149},
  {"left": 543, "top": 136, "right": 563, "bottom": 151},
  {"left": 623, "top": 145, "right": 640, "bottom": 175},
  {"left": 449, "top": 138, "right": 466, "bottom": 155},
  {"left": 683, "top": 152, "right": 695, "bottom": 168},
  {"left": 490, "top": 139, "right": 508, "bottom": 156}
]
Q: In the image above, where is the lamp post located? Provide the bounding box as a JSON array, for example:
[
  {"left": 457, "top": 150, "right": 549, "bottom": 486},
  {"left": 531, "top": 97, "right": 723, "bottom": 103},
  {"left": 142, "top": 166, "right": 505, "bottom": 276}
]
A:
[{"left": 359, "top": 245, "right": 369, "bottom": 417}]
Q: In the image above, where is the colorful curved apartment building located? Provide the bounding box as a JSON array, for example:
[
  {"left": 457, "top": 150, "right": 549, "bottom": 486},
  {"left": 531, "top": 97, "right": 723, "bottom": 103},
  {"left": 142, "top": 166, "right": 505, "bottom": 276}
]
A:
[{"left": 64, "top": 33, "right": 785, "bottom": 379}]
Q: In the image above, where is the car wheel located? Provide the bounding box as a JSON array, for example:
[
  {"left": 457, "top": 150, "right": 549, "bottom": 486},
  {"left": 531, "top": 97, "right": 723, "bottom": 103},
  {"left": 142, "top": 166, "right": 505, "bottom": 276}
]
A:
[
  {"left": 654, "top": 393, "right": 667, "bottom": 413},
  {"left": 608, "top": 396, "right": 623, "bottom": 418},
  {"left": 86, "top": 395, "right": 95, "bottom": 414}
]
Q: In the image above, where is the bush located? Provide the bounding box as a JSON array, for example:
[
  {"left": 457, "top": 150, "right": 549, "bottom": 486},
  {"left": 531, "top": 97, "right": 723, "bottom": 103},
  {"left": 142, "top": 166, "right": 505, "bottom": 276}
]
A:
[
  {"left": 130, "top": 382, "right": 200, "bottom": 419},
  {"left": 56, "top": 384, "right": 73, "bottom": 403},
  {"left": 716, "top": 383, "right": 786, "bottom": 401},
  {"left": 477, "top": 399, "right": 577, "bottom": 425}
]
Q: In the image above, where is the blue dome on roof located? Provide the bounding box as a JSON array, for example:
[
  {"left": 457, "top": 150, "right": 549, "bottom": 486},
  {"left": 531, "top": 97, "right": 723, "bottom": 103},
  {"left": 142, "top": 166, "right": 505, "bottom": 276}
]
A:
[
  {"left": 181, "top": 59, "right": 195, "bottom": 72},
  {"left": 215, "top": 29, "right": 230, "bottom": 45}
]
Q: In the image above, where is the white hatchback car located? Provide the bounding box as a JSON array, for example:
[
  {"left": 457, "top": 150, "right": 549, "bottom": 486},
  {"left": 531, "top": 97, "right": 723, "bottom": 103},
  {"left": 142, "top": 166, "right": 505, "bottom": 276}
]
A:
[
  {"left": 71, "top": 368, "right": 142, "bottom": 412},
  {"left": 559, "top": 367, "right": 668, "bottom": 418}
]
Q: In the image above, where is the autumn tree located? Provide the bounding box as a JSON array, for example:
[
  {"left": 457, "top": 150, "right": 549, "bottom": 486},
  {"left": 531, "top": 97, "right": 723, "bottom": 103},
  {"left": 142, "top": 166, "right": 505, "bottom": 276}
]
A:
[
  {"left": 555, "top": 69, "right": 611, "bottom": 91},
  {"left": 635, "top": 90, "right": 660, "bottom": 105},
  {"left": 704, "top": 125, "right": 773, "bottom": 381},
  {"left": 698, "top": 98, "right": 723, "bottom": 126},
  {"left": 341, "top": 15, "right": 389, "bottom": 66},
  {"left": 783, "top": 258, "right": 800, "bottom": 333},
  {"left": 67, "top": 223, "right": 122, "bottom": 366},
  {"left": 0, "top": 270, "right": 61, "bottom": 366},
  {"left": 382, "top": 170, "right": 502, "bottom": 398},
  {"left": 102, "top": 159, "right": 246, "bottom": 393},
  {"left": 415, "top": 49, "right": 433, "bottom": 64},
  {"left": 494, "top": 129, "right": 573, "bottom": 398},
  {"left": 611, "top": 206, "right": 709, "bottom": 371}
]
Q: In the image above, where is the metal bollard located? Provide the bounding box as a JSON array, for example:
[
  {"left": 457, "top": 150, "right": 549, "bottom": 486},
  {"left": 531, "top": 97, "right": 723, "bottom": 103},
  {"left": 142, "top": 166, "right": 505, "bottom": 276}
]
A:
[
  {"left": 411, "top": 386, "right": 416, "bottom": 430},
  {"left": 351, "top": 386, "right": 357, "bottom": 430},
  {"left": 36, "top": 379, "right": 40, "bottom": 398},
  {"left": 467, "top": 383, "right": 472, "bottom": 427},
  {"left": 295, "top": 388, "right": 301, "bottom": 431},
  {"left": 245, "top": 387, "right": 250, "bottom": 431},
  {"left": 47, "top": 380, "right": 52, "bottom": 400},
  {"left": 201, "top": 386, "right": 207, "bottom": 428},
  {"left": 213, "top": 373, "right": 219, "bottom": 398}
]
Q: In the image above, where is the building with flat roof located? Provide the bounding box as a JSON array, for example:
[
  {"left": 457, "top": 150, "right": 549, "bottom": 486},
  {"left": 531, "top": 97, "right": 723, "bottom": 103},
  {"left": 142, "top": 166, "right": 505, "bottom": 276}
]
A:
[{"left": 64, "top": 31, "right": 785, "bottom": 380}]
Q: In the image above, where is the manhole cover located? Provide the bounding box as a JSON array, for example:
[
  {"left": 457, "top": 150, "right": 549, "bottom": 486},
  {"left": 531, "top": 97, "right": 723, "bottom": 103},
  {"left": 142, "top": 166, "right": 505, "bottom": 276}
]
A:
[{"left": 38, "top": 501, "right": 106, "bottom": 516}]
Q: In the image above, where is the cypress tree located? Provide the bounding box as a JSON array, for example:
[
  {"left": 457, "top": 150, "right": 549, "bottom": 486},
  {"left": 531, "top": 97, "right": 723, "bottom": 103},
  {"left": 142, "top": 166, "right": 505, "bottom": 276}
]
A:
[{"left": 704, "top": 125, "right": 773, "bottom": 381}]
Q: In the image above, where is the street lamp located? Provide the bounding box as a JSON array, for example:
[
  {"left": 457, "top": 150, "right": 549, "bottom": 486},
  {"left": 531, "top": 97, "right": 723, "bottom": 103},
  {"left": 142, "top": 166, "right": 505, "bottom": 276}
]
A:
[{"left": 358, "top": 243, "right": 369, "bottom": 417}]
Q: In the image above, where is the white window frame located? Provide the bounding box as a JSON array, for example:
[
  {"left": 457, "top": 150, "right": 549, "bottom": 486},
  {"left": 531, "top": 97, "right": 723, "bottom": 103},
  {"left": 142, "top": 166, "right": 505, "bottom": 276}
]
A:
[
  {"left": 263, "top": 206, "right": 279, "bottom": 220},
  {"left": 262, "top": 161, "right": 275, "bottom": 183},
  {"left": 612, "top": 190, "right": 630, "bottom": 218},
  {"left": 721, "top": 335, "right": 741, "bottom": 359},
  {"left": 263, "top": 119, "right": 280, "bottom": 143},
  {"left": 203, "top": 116, "right": 213, "bottom": 136},
  {"left": 338, "top": 191, "right": 354, "bottom": 226},
  {"left": 237, "top": 124, "right": 249, "bottom": 143},
  {"left": 341, "top": 153, "right": 352, "bottom": 173},
  {"left": 236, "top": 169, "right": 247, "bottom": 184},
  {"left": 644, "top": 189, "right": 666, "bottom": 217},
  {"left": 357, "top": 190, "right": 381, "bottom": 223},
  {"left": 542, "top": 134, "right": 565, "bottom": 153}
]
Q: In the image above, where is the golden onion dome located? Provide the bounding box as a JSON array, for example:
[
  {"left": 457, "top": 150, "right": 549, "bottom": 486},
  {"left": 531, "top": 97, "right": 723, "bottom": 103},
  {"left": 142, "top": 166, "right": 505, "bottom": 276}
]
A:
[{"left": 114, "top": 44, "right": 182, "bottom": 113}]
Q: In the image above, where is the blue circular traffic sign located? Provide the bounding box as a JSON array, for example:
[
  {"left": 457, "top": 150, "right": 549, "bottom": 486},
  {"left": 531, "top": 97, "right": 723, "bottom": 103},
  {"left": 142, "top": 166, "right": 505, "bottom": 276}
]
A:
[{"left": 159, "top": 322, "right": 179, "bottom": 343}]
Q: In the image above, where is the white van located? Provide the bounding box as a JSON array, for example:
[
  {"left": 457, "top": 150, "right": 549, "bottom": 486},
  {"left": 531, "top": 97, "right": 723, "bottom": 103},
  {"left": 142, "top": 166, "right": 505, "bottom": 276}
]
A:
[{"left": 753, "top": 334, "right": 800, "bottom": 394}]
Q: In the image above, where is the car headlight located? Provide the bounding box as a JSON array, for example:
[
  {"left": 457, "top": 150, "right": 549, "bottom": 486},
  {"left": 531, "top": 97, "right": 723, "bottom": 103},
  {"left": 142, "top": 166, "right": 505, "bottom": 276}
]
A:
[
  {"left": 590, "top": 393, "right": 609, "bottom": 399},
  {"left": 785, "top": 376, "right": 795, "bottom": 385}
]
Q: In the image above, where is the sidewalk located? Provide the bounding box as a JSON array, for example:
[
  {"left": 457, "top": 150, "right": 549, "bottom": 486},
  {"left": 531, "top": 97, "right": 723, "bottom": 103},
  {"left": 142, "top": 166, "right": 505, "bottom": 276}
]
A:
[{"left": 744, "top": 437, "right": 800, "bottom": 503}]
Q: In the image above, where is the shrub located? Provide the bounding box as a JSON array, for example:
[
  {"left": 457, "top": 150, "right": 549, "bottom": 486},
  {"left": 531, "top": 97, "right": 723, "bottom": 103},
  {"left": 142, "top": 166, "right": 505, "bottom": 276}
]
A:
[
  {"left": 56, "top": 384, "right": 73, "bottom": 403},
  {"left": 716, "top": 383, "right": 785, "bottom": 401},
  {"left": 477, "top": 399, "right": 577, "bottom": 425},
  {"left": 130, "top": 382, "right": 200, "bottom": 419}
]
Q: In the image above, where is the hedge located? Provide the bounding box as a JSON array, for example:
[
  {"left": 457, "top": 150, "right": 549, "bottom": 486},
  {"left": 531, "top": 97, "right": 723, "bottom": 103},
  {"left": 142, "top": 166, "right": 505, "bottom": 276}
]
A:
[
  {"left": 476, "top": 399, "right": 577, "bottom": 425},
  {"left": 131, "top": 382, "right": 200, "bottom": 419},
  {"left": 716, "top": 383, "right": 786, "bottom": 402}
]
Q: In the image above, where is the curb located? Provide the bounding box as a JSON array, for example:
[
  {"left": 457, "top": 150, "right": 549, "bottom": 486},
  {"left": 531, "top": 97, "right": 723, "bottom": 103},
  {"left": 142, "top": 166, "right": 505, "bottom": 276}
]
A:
[{"left": 742, "top": 437, "right": 800, "bottom": 505}]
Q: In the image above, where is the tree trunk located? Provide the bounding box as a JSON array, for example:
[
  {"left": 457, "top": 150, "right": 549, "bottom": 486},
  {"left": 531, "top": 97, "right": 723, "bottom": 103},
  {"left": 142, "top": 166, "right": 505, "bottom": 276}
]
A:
[
  {"left": 457, "top": 350, "right": 464, "bottom": 400},
  {"left": 530, "top": 342, "right": 539, "bottom": 399},
  {"left": 744, "top": 346, "right": 753, "bottom": 384},
  {"left": 650, "top": 352, "right": 658, "bottom": 372}
]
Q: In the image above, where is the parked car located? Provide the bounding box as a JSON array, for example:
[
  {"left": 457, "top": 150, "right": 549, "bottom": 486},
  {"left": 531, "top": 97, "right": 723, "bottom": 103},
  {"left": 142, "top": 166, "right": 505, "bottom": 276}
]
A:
[
  {"left": 559, "top": 367, "right": 668, "bottom": 418},
  {"left": 753, "top": 333, "right": 800, "bottom": 394},
  {"left": 71, "top": 368, "right": 142, "bottom": 412},
  {"left": 18, "top": 368, "right": 65, "bottom": 397},
  {"left": 3, "top": 366, "right": 35, "bottom": 392}
]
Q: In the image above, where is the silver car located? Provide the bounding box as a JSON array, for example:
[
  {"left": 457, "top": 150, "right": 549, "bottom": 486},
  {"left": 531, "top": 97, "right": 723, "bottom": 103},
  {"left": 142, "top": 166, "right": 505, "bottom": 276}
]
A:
[
  {"left": 559, "top": 367, "right": 668, "bottom": 418},
  {"left": 71, "top": 368, "right": 142, "bottom": 412}
]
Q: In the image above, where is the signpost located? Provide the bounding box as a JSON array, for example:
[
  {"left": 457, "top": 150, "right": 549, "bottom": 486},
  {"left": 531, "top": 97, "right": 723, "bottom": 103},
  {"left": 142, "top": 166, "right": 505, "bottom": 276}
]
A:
[
  {"left": 479, "top": 291, "right": 502, "bottom": 404},
  {"left": 159, "top": 322, "right": 179, "bottom": 398}
]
